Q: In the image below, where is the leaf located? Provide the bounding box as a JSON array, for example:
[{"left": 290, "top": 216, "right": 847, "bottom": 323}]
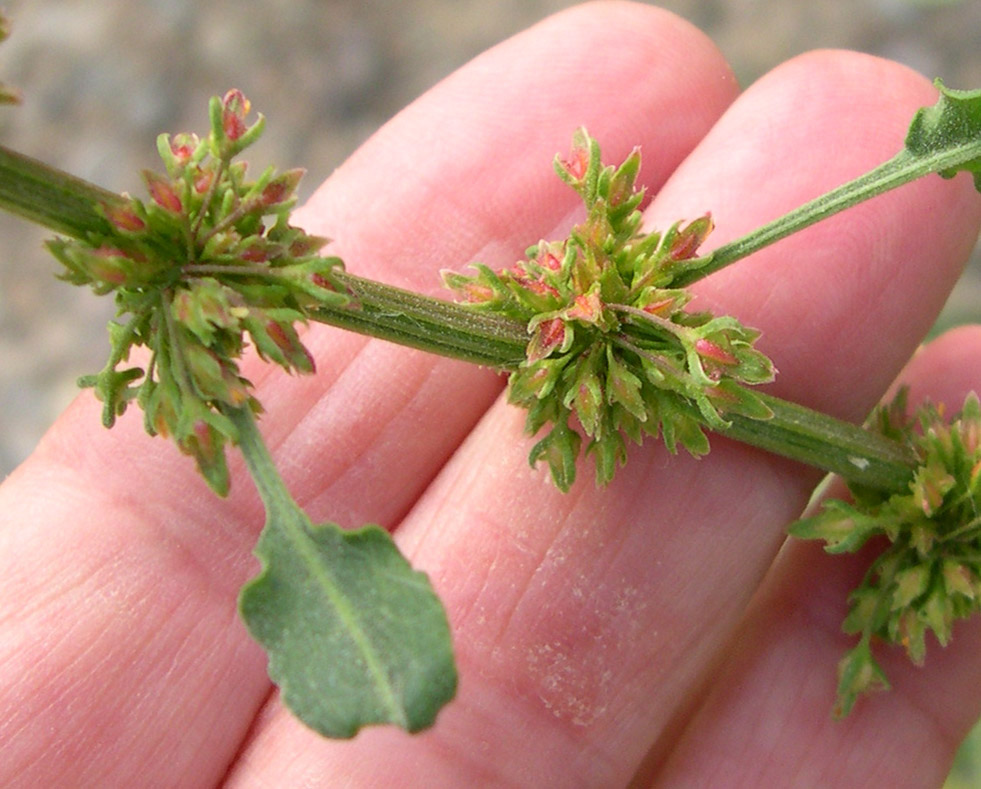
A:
[
  {"left": 606, "top": 347, "right": 647, "bottom": 422},
  {"left": 834, "top": 639, "right": 889, "bottom": 719},
  {"left": 240, "top": 510, "right": 457, "bottom": 737},
  {"left": 528, "top": 418, "right": 582, "bottom": 492},
  {"left": 788, "top": 500, "right": 885, "bottom": 554},
  {"left": 891, "top": 564, "right": 930, "bottom": 610},
  {"left": 707, "top": 380, "right": 774, "bottom": 421},
  {"left": 588, "top": 432, "right": 626, "bottom": 486},
  {"left": 905, "top": 80, "right": 981, "bottom": 191}
]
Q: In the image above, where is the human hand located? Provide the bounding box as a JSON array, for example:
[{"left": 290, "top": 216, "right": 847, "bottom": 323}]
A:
[{"left": 2, "top": 3, "right": 981, "bottom": 786}]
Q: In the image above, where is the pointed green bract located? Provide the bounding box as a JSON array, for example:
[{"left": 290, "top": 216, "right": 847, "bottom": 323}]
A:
[{"left": 833, "top": 637, "right": 890, "bottom": 719}]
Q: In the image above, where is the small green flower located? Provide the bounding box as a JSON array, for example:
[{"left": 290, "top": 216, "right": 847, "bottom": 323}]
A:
[
  {"left": 48, "top": 90, "right": 348, "bottom": 494},
  {"left": 791, "top": 390, "right": 981, "bottom": 716},
  {"left": 444, "top": 129, "right": 775, "bottom": 490}
]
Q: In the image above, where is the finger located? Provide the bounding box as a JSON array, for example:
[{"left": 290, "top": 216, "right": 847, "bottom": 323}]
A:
[
  {"left": 651, "top": 326, "right": 981, "bottom": 788},
  {"left": 0, "top": 2, "right": 737, "bottom": 787},
  {"left": 647, "top": 51, "right": 981, "bottom": 422},
  {"left": 226, "top": 53, "right": 980, "bottom": 786}
]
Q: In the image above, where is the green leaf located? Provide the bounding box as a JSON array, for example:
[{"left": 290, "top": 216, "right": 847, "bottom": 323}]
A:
[
  {"left": 588, "top": 432, "right": 626, "bottom": 486},
  {"left": 529, "top": 418, "right": 582, "bottom": 492},
  {"left": 240, "top": 518, "right": 457, "bottom": 737},
  {"left": 606, "top": 347, "right": 647, "bottom": 422},
  {"left": 708, "top": 380, "right": 774, "bottom": 421},
  {"left": 788, "top": 500, "right": 885, "bottom": 554},
  {"left": 905, "top": 80, "right": 981, "bottom": 190},
  {"left": 834, "top": 638, "right": 889, "bottom": 719},
  {"left": 920, "top": 585, "right": 955, "bottom": 648},
  {"left": 232, "top": 407, "right": 456, "bottom": 738},
  {"left": 891, "top": 564, "right": 930, "bottom": 609}
]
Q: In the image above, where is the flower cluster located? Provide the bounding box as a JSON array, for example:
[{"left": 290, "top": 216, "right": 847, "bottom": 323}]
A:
[
  {"left": 48, "top": 90, "right": 347, "bottom": 494},
  {"left": 791, "top": 391, "right": 981, "bottom": 716},
  {"left": 444, "top": 129, "right": 774, "bottom": 490},
  {"left": 0, "top": 12, "right": 20, "bottom": 105}
]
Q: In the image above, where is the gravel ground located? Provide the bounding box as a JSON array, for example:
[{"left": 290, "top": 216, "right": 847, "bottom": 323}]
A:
[{"left": 1, "top": 0, "right": 981, "bottom": 780}]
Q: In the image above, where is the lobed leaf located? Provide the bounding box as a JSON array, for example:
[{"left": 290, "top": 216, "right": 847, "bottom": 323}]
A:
[{"left": 240, "top": 510, "right": 457, "bottom": 737}]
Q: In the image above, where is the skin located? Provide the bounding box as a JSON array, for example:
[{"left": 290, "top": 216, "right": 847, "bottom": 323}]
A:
[{"left": 1, "top": 2, "right": 980, "bottom": 786}]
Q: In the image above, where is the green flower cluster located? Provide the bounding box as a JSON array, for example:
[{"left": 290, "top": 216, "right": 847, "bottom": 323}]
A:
[
  {"left": 791, "top": 391, "right": 981, "bottom": 716},
  {"left": 48, "top": 90, "right": 347, "bottom": 494},
  {"left": 444, "top": 129, "right": 774, "bottom": 490}
]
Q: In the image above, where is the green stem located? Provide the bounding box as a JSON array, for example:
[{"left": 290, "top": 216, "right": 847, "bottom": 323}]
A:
[
  {"left": 674, "top": 148, "right": 972, "bottom": 287},
  {"left": 228, "top": 404, "right": 299, "bottom": 522},
  {"left": 0, "top": 142, "right": 923, "bottom": 492},
  {"left": 717, "top": 393, "right": 916, "bottom": 491},
  {"left": 316, "top": 271, "right": 530, "bottom": 369},
  {"left": 0, "top": 144, "right": 121, "bottom": 237}
]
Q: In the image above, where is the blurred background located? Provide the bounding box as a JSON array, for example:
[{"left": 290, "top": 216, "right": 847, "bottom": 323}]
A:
[{"left": 1, "top": 0, "right": 980, "bottom": 782}]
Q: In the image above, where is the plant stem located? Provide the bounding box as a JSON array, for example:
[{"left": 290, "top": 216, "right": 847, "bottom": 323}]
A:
[
  {"left": 717, "top": 393, "right": 916, "bottom": 491},
  {"left": 228, "top": 404, "right": 297, "bottom": 521},
  {"left": 318, "top": 272, "right": 529, "bottom": 368},
  {"left": 0, "top": 142, "right": 922, "bottom": 492},
  {"left": 0, "top": 144, "right": 120, "bottom": 238},
  {"left": 674, "top": 148, "right": 975, "bottom": 287}
]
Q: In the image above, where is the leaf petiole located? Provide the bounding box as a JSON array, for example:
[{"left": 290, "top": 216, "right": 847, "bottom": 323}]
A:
[
  {"left": 229, "top": 405, "right": 458, "bottom": 737},
  {"left": 675, "top": 80, "right": 981, "bottom": 285}
]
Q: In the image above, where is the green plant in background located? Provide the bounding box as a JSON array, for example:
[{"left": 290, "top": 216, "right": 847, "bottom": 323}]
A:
[{"left": 3, "top": 7, "right": 981, "bottom": 743}]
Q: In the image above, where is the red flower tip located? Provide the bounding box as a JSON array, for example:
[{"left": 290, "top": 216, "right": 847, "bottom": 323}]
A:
[
  {"left": 290, "top": 234, "right": 329, "bottom": 257},
  {"left": 144, "top": 170, "right": 183, "bottom": 214},
  {"left": 566, "top": 289, "right": 603, "bottom": 324},
  {"left": 88, "top": 247, "right": 132, "bottom": 285},
  {"left": 221, "top": 89, "right": 252, "bottom": 141},
  {"left": 260, "top": 169, "right": 303, "bottom": 207},
  {"left": 104, "top": 201, "right": 146, "bottom": 233},
  {"left": 461, "top": 281, "right": 495, "bottom": 303},
  {"left": 194, "top": 169, "right": 214, "bottom": 194},
  {"left": 642, "top": 297, "right": 676, "bottom": 316},
  {"left": 310, "top": 272, "right": 336, "bottom": 291},
  {"left": 527, "top": 317, "right": 569, "bottom": 363},
  {"left": 560, "top": 142, "right": 589, "bottom": 182},
  {"left": 302, "top": 346, "right": 317, "bottom": 373},
  {"left": 189, "top": 419, "right": 221, "bottom": 464},
  {"left": 169, "top": 133, "right": 200, "bottom": 164},
  {"left": 535, "top": 243, "right": 564, "bottom": 272},
  {"left": 695, "top": 337, "right": 737, "bottom": 366},
  {"left": 239, "top": 245, "right": 269, "bottom": 263},
  {"left": 670, "top": 214, "right": 714, "bottom": 260},
  {"left": 523, "top": 279, "right": 560, "bottom": 299}
]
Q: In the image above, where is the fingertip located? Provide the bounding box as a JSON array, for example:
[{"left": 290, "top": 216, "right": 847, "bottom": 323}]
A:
[
  {"left": 901, "top": 324, "right": 981, "bottom": 408},
  {"left": 652, "top": 46, "right": 943, "bottom": 232}
]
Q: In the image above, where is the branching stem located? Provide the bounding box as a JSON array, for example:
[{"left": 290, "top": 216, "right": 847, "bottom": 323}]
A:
[{"left": 0, "top": 141, "right": 934, "bottom": 493}]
